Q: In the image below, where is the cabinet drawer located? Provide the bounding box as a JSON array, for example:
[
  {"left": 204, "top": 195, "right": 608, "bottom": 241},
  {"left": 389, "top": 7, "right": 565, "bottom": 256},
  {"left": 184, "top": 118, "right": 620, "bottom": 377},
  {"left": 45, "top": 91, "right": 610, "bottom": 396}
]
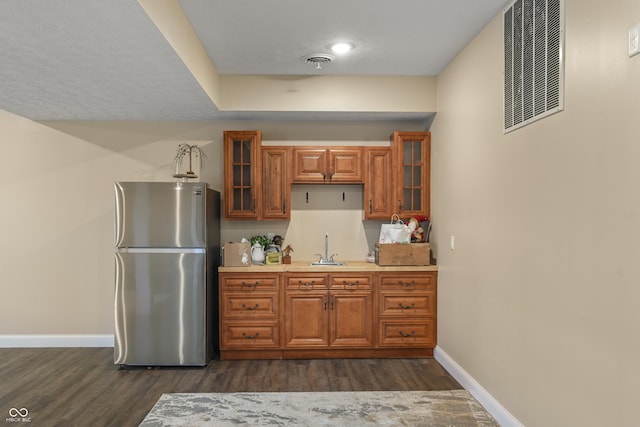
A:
[
  {"left": 379, "top": 274, "right": 435, "bottom": 291},
  {"left": 220, "top": 320, "right": 280, "bottom": 348},
  {"left": 221, "top": 275, "right": 278, "bottom": 291},
  {"left": 378, "top": 319, "right": 435, "bottom": 348},
  {"left": 330, "top": 275, "right": 373, "bottom": 290},
  {"left": 285, "top": 275, "right": 328, "bottom": 290},
  {"left": 379, "top": 292, "right": 434, "bottom": 316},
  {"left": 222, "top": 293, "right": 279, "bottom": 319}
]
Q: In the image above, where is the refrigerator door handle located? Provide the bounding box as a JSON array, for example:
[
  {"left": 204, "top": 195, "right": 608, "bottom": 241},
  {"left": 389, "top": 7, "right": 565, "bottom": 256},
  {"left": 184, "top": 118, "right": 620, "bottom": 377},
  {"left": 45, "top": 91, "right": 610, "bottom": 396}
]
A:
[{"left": 116, "top": 248, "right": 205, "bottom": 254}]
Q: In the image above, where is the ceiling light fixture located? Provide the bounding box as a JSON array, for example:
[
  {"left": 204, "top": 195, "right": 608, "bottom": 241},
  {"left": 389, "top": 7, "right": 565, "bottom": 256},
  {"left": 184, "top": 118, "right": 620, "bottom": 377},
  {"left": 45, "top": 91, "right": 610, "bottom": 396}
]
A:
[{"left": 330, "top": 42, "right": 355, "bottom": 54}]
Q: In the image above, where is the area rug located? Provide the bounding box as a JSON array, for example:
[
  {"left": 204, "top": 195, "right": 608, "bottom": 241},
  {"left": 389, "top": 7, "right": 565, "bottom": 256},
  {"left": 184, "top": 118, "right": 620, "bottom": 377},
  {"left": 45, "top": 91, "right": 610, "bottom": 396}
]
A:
[{"left": 139, "top": 390, "right": 499, "bottom": 426}]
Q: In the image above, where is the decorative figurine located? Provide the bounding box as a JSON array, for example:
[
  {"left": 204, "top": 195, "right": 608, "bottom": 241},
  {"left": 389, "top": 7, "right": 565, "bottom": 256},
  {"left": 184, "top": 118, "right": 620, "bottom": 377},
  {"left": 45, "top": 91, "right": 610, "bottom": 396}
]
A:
[
  {"left": 173, "top": 143, "right": 207, "bottom": 179},
  {"left": 282, "top": 244, "right": 293, "bottom": 264}
]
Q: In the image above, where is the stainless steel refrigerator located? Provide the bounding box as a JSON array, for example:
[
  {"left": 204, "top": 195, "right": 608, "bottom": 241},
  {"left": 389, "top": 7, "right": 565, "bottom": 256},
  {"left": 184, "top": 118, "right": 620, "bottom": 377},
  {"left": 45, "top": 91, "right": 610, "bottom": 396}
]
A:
[{"left": 113, "top": 181, "right": 220, "bottom": 367}]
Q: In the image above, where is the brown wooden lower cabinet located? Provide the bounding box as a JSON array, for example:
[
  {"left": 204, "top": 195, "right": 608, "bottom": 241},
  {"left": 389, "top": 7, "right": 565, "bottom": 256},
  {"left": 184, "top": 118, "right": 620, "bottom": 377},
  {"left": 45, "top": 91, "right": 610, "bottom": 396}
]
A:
[
  {"left": 219, "top": 273, "right": 280, "bottom": 354},
  {"left": 284, "top": 273, "right": 373, "bottom": 349},
  {"left": 218, "top": 270, "right": 436, "bottom": 360},
  {"left": 285, "top": 290, "right": 329, "bottom": 347}
]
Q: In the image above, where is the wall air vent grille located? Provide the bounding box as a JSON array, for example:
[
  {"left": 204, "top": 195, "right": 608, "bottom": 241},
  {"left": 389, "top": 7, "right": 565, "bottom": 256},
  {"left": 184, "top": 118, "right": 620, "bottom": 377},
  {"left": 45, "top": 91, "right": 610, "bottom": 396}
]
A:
[{"left": 503, "top": 0, "right": 564, "bottom": 133}]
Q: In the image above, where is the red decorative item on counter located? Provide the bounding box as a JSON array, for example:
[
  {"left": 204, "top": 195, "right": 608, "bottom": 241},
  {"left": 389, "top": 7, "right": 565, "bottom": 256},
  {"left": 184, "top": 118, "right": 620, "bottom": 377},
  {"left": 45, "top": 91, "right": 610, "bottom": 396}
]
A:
[{"left": 407, "top": 215, "right": 429, "bottom": 243}]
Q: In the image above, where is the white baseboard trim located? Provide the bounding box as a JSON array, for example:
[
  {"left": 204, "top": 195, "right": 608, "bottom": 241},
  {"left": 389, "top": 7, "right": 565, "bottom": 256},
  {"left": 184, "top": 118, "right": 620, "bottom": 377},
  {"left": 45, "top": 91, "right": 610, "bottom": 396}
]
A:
[
  {"left": 0, "top": 334, "right": 114, "bottom": 348},
  {"left": 434, "top": 346, "right": 524, "bottom": 427}
]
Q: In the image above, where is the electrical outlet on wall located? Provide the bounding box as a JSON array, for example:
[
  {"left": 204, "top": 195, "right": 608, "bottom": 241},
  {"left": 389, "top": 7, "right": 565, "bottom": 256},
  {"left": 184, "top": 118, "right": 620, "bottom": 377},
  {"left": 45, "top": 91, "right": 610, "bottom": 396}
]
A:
[{"left": 630, "top": 23, "right": 640, "bottom": 57}]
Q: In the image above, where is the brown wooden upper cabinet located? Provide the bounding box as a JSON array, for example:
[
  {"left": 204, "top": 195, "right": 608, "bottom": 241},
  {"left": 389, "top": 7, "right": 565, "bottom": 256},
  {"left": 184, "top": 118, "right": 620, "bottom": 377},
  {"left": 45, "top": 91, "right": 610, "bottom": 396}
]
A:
[
  {"left": 261, "top": 146, "right": 291, "bottom": 220},
  {"left": 393, "top": 131, "right": 431, "bottom": 218},
  {"left": 292, "top": 147, "right": 364, "bottom": 184},
  {"left": 223, "top": 131, "right": 291, "bottom": 220},
  {"left": 222, "top": 131, "right": 429, "bottom": 221},
  {"left": 223, "top": 131, "right": 262, "bottom": 219},
  {"left": 363, "top": 147, "right": 394, "bottom": 220}
]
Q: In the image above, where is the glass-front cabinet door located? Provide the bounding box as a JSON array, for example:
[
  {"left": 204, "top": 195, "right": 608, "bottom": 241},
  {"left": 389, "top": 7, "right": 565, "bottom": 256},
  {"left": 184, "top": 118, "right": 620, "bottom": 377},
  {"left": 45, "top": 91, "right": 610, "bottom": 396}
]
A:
[
  {"left": 393, "top": 131, "right": 431, "bottom": 218},
  {"left": 224, "top": 131, "right": 261, "bottom": 219}
]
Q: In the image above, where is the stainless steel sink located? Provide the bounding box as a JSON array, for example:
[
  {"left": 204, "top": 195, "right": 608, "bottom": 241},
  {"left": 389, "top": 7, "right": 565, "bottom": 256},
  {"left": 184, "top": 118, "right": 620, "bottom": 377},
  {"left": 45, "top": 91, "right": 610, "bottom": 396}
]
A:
[{"left": 309, "top": 261, "right": 346, "bottom": 266}]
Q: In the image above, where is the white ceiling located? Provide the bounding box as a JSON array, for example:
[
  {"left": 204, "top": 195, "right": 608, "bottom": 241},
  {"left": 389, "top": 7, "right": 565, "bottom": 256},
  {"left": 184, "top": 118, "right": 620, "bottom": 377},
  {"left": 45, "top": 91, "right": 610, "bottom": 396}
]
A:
[{"left": 0, "top": 0, "right": 507, "bottom": 121}]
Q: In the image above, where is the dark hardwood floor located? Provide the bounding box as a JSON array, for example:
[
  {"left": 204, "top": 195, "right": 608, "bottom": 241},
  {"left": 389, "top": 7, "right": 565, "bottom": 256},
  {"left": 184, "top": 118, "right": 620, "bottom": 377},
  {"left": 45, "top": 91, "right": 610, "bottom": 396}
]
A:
[{"left": 0, "top": 348, "right": 461, "bottom": 426}]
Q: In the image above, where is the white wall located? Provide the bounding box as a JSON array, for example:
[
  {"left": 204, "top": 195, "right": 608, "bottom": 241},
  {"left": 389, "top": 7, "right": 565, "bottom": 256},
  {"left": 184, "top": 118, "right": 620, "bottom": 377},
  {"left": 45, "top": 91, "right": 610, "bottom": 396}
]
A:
[
  {"left": 430, "top": 0, "right": 640, "bottom": 425},
  {"left": 218, "top": 75, "right": 436, "bottom": 113},
  {"left": 0, "top": 114, "right": 422, "bottom": 336},
  {"left": 0, "top": 113, "right": 218, "bottom": 335}
]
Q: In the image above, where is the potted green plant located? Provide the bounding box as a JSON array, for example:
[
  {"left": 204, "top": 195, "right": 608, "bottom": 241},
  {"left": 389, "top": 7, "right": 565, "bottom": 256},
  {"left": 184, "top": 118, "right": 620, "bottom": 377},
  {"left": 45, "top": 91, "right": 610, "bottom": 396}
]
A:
[{"left": 250, "top": 235, "right": 272, "bottom": 248}]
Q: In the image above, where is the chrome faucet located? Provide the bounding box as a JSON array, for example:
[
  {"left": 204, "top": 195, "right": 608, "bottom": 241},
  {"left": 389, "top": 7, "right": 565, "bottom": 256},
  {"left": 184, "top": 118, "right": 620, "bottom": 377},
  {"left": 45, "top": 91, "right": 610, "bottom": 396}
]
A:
[{"left": 315, "top": 234, "right": 338, "bottom": 264}]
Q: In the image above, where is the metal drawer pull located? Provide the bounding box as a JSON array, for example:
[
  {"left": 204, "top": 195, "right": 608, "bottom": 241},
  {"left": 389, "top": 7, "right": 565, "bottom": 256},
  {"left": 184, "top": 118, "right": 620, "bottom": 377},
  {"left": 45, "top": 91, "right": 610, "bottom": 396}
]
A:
[
  {"left": 241, "top": 281, "right": 258, "bottom": 290},
  {"left": 342, "top": 280, "right": 359, "bottom": 288},
  {"left": 398, "top": 303, "right": 415, "bottom": 309},
  {"left": 399, "top": 280, "right": 416, "bottom": 287},
  {"left": 242, "top": 303, "right": 259, "bottom": 310},
  {"left": 298, "top": 280, "right": 315, "bottom": 289},
  {"left": 242, "top": 332, "right": 260, "bottom": 339},
  {"left": 399, "top": 330, "right": 416, "bottom": 337}
]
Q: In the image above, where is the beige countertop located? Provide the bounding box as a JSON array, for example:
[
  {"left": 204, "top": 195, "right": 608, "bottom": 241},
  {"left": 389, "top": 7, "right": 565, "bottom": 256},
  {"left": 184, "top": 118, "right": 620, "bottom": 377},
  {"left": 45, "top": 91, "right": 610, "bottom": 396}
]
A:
[{"left": 218, "top": 260, "right": 438, "bottom": 273}]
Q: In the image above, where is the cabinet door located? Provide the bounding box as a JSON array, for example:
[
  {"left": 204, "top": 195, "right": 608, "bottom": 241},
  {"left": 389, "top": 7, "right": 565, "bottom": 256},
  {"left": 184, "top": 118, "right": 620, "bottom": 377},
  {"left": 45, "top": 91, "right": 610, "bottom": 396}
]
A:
[
  {"left": 262, "top": 147, "right": 290, "bottom": 219},
  {"left": 330, "top": 291, "right": 373, "bottom": 347},
  {"left": 292, "top": 147, "right": 363, "bottom": 183},
  {"left": 393, "top": 131, "right": 431, "bottom": 218},
  {"left": 224, "top": 131, "right": 261, "bottom": 219},
  {"left": 291, "top": 148, "right": 328, "bottom": 183},
  {"left": 364, "top": 147, "right": 394, "bottom": 219},
  {"left": 284, "top": 291, "right": 329, "bottom": 347},
  {"left": 328, "top": 148, "right": 363, "bottom": 183}
]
